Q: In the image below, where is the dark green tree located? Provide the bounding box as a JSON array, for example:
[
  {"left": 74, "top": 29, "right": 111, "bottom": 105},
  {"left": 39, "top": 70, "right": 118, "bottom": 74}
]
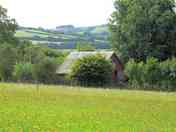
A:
[
  {"left": 0, "top": 44, "right": 17, "bottom": 81},
  {"left": 19, "top": 45, "right": 45, "bottom": 64},
  {"left": 13, "top": 62, "right": 34, "bottom": 82},
  {"left": 109, "top": 0, "right": 176, "bottom": 61},
  {"left": 0, "top": 5, "right": 18, "bottom": 44},
  {"left": 33, "top": 58, "right": 57, "bottom": 84}
]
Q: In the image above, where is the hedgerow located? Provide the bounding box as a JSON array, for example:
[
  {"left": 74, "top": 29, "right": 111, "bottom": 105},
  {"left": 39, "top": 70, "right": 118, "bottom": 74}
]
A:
[{"left": 125, "top": 57, "right": 176, "bottom": 91}]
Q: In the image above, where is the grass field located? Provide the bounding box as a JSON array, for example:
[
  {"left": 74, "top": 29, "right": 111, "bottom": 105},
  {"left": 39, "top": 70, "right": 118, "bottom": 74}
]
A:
[{"left": 0, "top": 83, "right": 176, "bottom": 131}]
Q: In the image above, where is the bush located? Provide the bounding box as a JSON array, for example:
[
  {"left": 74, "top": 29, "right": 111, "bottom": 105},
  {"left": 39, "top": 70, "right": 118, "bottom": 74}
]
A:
[
  {"left": 125, "top": 57, "right": 176, "bottom": 91},
  {"left": 125, "top": 59, "right": 145, "bottom": 87},
  {"left": 15, "top": 44, "right": 67, "bottom": 84},
  {"left": 13, "top": 63, "right": 34, "bottom": 82},
  {"left": 70, "top": 54, "right": 112, "bottom": 86},
  {"left": 43, "top": 48, "right": 69, "bottom": 65},
  {"left": 33, "top": 58, "right": 57, "bottom": 84},
  {"left": 159, "top": 58, "right": 176, "bottom": 90},
  {"left": 143, "top": 58, "right": 161, "bottom": 86},
  {"left": 0, "top": 45, "right": 17, "bottom": 81}
]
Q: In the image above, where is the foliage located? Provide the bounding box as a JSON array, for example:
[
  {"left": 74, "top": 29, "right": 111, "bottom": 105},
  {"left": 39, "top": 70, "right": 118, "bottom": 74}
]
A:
[
  {"left": 33, "top": 58, "right": 58, "bottom": 84},
  {"left": 0, "top": 38, "right": 67, "bottom": 83},
  {"left": 159, "top": 58, "right": 176, "bottom": 89},
  {"left": 0, "top": 45, "right": 17, "bottom": 81},
  {"left": 43, "top": 48, "right": 68, "bottom": 64},
  {"left": 109, "top": 0, "right": 176, "bottom": 61},
  {"left": 143, "top": 58, "right": 161, "bottom": 86},
  {"left": 0, "top": 5, "right": 18, "bottom": 44},
  {"left": 70, "top": 54, "right": 112, "bottom": 86},
  {"left": 16, "top": 41, "right": 67, "bottom": 64},
  {"left": 125, "top": 59, "right": 145, "bottom": 86},
  {"left": 13, "top": 63, "right": 34, "bottom": 82},
  {"left": 22, "top": 45, "right": 46, "bottom": 64},
  {"left": 13, "top": 42, "right": 67, "bottom": 84},
  {"left": 125, "top": 57, "right": 176, "bottom": 90}
]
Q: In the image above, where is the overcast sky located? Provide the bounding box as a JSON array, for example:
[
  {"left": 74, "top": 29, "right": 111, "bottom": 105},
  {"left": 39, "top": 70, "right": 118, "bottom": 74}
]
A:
[{"left": 0, "top": 0, "right": 114, "bottom": 28}]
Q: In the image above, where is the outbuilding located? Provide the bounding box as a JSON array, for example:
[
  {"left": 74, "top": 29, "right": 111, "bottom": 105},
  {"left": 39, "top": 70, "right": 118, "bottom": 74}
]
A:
[{"left": 56, "top": 51, "right": 127, "bottom": 82}]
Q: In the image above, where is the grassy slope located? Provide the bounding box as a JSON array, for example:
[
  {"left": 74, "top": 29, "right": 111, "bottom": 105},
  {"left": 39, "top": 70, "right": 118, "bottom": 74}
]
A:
[
  {"left": 15, "top": 29, "right": 76, "bottom": 39},
  {"left": 15, "top": 25, "right": 110, "bottom": 49},
  {"left": 1, "top": 83, "right": 175, "bottom": 131},
  {"left": 15, "top": 26, "right": 108, "bottom": 39},
  {"left": 15, "top": 31, "right": 35, "bottom": 38}
]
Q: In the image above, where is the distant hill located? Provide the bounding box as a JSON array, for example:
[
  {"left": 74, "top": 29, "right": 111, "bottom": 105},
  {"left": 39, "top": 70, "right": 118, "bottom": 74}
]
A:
[{"left": 15, "top": 25, "right": 111, "bottom": 49}]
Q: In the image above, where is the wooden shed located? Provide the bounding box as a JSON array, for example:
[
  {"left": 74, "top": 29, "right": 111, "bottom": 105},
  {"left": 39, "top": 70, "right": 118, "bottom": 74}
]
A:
[{"left": 56, "top": 51, "right": 127, "bottom": 82}]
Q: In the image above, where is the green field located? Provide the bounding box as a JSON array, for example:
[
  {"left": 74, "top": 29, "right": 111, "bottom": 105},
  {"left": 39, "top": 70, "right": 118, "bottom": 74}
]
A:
[
  {"left": 15, "top": 30, "right": 76, "bottom": 39},
  {"left": 15, "top": 26, "right": 110, "bottom": 49},
  {"left": 0, "top": 83, "right": 176, "bottom": 131}
]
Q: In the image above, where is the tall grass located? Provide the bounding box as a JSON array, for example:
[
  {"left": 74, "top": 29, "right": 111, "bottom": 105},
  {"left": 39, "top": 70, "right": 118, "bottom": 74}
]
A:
[{"left": 0, "top": 83, "right": 176, "bottom": 131}]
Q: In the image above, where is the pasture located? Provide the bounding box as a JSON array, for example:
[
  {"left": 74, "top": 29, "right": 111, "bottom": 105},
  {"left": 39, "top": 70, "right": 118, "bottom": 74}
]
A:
[{"left": 0, "top": 83, "right": 176, "bottom": 131}]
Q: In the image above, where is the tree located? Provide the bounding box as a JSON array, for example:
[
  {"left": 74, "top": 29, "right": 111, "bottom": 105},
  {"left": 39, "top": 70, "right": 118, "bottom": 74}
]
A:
[
  {"left": 109, "top": 0, "right": 176, "bottom": 62},
  {"left": 0, "top": 44, "right": 17, "bottom": 81},
  {"left": 0, "top": 5, "right": 18, "bottom": 44},
  {"left": 70, "top": 54, "right": 112, "bottom": 86},
  {"left": 42, "top": 47, "right": 68, "bottom": 64},
  {"left": 33, "top": 58, "right": 57, "bottom": 84},
  {"left": 13, "top": 62, "right": 34, "bottom": 82},
  {"left": 18, "top": 44, "right": 45, "bottom": 64}
]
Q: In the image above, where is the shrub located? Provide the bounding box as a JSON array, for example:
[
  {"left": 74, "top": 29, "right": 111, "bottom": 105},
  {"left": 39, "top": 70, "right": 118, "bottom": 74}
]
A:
[
  {"left": 70, "top": 54, "right": 112, "bottom": 86},
  {"left": 125, "top": 57, "right": 176, "bottom": 91},
  {"left": 159, "top": 58, "right": 176, "bottom": 90},
  {"left": 125, "top": 59, "right": 145, "bottom": 87},
  {"left": 143, "top": 58, "right": 161, "bottom": 86},
  {"left": 13, "top": 63, "right": 34, "bottom": 82},
  {"left": 33, "top": 58, "right": 57, "bottom": 84},
  {"left": 0, "top": 45, "right": 17, "bottom": 81}
]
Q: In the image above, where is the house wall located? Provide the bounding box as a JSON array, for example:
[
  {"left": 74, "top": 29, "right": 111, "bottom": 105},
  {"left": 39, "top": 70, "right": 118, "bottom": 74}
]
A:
[{"left": 111, "top": 54, "right": 125, "bottom": 81}]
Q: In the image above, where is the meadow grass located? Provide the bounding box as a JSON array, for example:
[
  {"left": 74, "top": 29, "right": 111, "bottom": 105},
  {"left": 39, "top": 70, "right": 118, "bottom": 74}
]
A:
[{"left": 0, "top": 83, "right": 176, "bottom": 132}]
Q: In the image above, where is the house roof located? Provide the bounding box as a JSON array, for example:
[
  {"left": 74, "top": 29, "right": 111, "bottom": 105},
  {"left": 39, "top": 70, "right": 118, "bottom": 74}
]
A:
[{"left": 56, "top": 51, "right": 115, "bottom": 74}]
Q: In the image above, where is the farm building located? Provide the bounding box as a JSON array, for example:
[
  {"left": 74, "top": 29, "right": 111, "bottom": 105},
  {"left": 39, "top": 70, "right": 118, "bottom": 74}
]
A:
[{"left": 56, "top": 51, "right": 127, "bottom": 82}]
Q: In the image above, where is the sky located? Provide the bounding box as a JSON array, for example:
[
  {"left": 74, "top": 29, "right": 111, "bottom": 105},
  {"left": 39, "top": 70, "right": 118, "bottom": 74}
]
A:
[{"left": 0, "top": 0, "right": 115, "bottom": 28}]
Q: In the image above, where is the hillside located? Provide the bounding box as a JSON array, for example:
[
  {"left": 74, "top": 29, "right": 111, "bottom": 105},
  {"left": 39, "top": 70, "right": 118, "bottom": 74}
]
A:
[{"left": 15, "top": 25, "right": 111, "bottom": 49}]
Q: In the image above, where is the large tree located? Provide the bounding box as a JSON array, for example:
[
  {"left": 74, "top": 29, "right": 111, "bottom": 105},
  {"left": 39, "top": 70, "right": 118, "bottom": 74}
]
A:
[
  {"left": 109, "top": 0, "right": 176, "bottom": 61},
  {"left": 0, "top": 44, "right": 17, "bottom": 81},
  {"left": 0, "top": 5, "right": 17, "bottom": 44}
]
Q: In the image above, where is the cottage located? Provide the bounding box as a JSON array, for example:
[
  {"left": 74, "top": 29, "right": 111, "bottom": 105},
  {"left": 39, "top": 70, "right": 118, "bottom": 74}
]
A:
[{"left": 56, "top": 51, "right": 127, "bottom": 82}]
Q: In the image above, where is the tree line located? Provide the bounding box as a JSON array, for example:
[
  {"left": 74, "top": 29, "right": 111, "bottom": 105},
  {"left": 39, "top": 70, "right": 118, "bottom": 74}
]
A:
[{"left": 0, "top": 5, "right": 67, "bottom": 83}]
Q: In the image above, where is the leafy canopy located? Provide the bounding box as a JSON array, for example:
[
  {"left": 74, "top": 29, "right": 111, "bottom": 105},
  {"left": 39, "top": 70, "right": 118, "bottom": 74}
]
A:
[
  {"left": 109, "top": 0, "right": 176, "bottom": 61},
  {"left": 0, "top": 5, "right": 17, "bottom": 44}
]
